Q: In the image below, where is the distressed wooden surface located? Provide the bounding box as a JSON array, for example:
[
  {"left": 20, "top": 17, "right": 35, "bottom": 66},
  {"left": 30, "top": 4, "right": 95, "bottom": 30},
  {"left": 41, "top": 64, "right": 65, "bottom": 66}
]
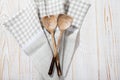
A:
[{"left": 0, "top": 0, "right": 120, "bottom": 80}]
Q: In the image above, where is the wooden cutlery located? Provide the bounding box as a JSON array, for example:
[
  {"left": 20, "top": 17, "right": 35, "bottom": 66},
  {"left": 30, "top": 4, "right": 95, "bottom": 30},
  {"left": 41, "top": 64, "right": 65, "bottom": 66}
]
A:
[
  {"left": 48, "top": 14, "right": 73, "bottom": 76},
  {"left": 41, "top": 14, "right": 73, "bottom": 76},
  {"left": 41, "top": 15, "right": 62, "bottom": 76}
]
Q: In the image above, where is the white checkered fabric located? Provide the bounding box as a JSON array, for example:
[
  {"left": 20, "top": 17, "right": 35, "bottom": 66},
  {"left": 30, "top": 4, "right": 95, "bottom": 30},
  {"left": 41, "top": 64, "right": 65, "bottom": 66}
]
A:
[
  {"left": 37, "top": 0, "right": 64, "bottom": 18},
  {"left": 60, "top": 0, "right": 91, "bottom": 76},
  {"left": 3, "top": 3, "right": 43, "bottom": 47},
  {"left": 37, "top": 0, "right": 46, "bottom": 17},
  {"left": 45, "top": 0, "right": 64, "bottom": 16},
  {"left": 67, "top": 0, "right": 91, "bottom": 28}
]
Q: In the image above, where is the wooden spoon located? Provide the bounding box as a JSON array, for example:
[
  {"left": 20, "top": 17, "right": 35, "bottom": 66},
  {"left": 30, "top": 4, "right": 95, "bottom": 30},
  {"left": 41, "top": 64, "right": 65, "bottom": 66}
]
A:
[
  {"left": 48, "top": 14, "right": 73, "bottom": 75},
  {"left": 41, "top": 15, "right": 62, "bottom": 76},
  {"left": 57, "top": 14, "right": 73, "bottom": 48}
]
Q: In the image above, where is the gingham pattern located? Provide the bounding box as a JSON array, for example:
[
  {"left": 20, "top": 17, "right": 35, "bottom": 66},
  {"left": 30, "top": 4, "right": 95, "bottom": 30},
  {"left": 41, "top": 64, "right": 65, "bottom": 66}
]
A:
[
  {"left": 3, "top": 3, "right": 42, "bottom": 47},
  {"left": 67, "top": 0, "right": 91, "bottom": 28},
  {"left": 37, "top": 0, "right": 64, "bottom": 18},
  {"left": 37, "top": 0, "right": 46, "bottom": 17},
  {"left": 45, "top": 0, "right": 64, "bottom": 16}
]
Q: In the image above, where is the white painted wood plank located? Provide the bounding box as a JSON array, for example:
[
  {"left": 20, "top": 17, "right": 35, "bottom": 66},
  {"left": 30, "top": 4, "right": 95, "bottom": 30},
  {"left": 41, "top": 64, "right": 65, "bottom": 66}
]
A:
[
  {"left": 0, "top": 0, "right": 120, "bottom": 80},
  {"left": 0, "top": 0, "right": 32, "bottom": 80}
]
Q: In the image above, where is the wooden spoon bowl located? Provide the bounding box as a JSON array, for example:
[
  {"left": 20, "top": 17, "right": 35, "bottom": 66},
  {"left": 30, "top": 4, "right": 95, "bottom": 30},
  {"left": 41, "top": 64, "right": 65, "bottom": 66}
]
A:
[
  {"left": 58, "top": 14, "right": 73, "bottom": 31},
  {"left": 41, "top": 15, "right": 58, "bottom": 33}
]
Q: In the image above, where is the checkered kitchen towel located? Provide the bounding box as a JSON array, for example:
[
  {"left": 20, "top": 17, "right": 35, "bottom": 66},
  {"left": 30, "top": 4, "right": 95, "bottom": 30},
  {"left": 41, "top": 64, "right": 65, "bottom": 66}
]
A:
[
  {"left": 3, "top": 0, "right": 64, "bottom": 79},
  {"left": 3, "top": 0, "right": 64, "bottom": 55},
  {"left": 37, "top": 0, "right": 64, "bottom": 17},
  {"left": 60, "top": 0, "right": 91, "bottom": 76},
  {"left": 3, "top": 0, "right": 91, "bottom": 79},
  {"left": 4, "top": 2, "right": 43, "bottom": 50}
]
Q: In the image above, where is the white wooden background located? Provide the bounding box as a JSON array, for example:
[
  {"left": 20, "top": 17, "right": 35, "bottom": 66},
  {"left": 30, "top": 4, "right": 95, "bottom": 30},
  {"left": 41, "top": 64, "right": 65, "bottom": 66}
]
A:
[{"left": 0, "top": 0, "right": 120, "bottom": 80}]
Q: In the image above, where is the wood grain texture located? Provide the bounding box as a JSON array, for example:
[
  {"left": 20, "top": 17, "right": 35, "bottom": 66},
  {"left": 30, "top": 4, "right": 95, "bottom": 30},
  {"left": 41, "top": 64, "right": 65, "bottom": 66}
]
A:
[{"left": 0, "top": 0, "right": 120, "bottom": 80}]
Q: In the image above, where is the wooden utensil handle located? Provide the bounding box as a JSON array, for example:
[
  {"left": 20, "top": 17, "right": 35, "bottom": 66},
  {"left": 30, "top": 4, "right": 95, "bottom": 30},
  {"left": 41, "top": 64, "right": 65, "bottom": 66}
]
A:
[
  {"left": 55, "top": 31, "right": 63, "bottom": 76},
  {"left": 48, "top": 57, "right": 55, "bottom": 75},
  {"left": 57, "top": 31, "right": 63, "bottom": 48},
  {"left": 48, "top": 32, "right": 63, "bottom": 76},
  {"left": 48, "top": 55, "right": 62, "bottom": 76},
  {"left": 56, "top": 55, "right": 62, "bottom": 76},
  {"left": 50, "top": 33, "right": 62, "bottom": 76}
]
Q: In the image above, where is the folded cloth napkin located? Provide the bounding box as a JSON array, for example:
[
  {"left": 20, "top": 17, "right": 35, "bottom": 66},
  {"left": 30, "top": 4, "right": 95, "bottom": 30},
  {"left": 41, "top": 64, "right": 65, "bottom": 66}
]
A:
[
  {"left": 3, "top": 0, "right": 64, "bottom": 79},
  {"left": 3, "top": 0, "right": 91, "bottom": 79},
  {"left": 60, "top": 0, "right": 91, "bottom": 77},
  {"left": 37, "top": 0, "right": 64, "bottom": 17}
]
